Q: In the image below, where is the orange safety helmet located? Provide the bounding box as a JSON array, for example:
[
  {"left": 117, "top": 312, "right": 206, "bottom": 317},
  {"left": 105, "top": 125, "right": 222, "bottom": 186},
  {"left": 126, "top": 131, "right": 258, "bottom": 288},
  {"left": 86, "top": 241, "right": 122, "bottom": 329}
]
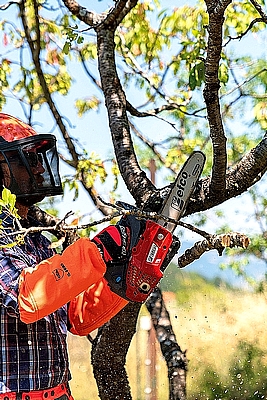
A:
[
  {"left": 0, "top": 113, "right": 63, "bottom": 202},
  {"left": 0, "top": 113, "right": 38, "bottom": 141}
]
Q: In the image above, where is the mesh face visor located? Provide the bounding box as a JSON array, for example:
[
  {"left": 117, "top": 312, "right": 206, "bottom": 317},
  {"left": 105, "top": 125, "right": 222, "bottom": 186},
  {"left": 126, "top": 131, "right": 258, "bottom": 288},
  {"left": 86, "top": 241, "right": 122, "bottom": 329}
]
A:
[{"left": 0, "top": 134, "right": 63, "bottom": 198}]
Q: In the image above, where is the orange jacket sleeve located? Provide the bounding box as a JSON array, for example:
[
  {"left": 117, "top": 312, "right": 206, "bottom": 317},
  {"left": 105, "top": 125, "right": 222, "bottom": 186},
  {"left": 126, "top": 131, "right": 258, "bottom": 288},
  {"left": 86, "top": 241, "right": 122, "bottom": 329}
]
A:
[
  {"left": 18, "top": 237, "right": 107, "bottom": 324},
  {"left": 68, "top": 277, "right": 128, "bottom": 336}
]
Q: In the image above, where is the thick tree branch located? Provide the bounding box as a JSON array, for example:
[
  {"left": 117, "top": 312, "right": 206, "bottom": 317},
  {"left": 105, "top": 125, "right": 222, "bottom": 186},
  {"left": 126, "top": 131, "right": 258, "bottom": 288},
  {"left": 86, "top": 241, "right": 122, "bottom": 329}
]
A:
[
  {"left": 203, "top": 0, "right": 231, "bottom": 195},
  {"left": 61, "top": 0, "right": 107, "bottom": 26},
  {"left": 64, "top": 0, "right": 158, "bottom": 207},
  {"left": 185, "top": 136, "right": 267, "bottom": 215},
  {"left": 62, "top": 0, "right": 138, "bottom": 29},
  {"left": 96, "top": 27, "right": 157, "bottom": 207},
  {"left": 103, "top": 0, "right": 139, "bottom": 28}
]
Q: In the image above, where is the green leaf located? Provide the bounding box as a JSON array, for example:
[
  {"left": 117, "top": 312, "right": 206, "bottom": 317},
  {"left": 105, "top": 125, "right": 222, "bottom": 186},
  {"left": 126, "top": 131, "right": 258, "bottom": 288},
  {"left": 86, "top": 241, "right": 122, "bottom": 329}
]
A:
[
  {"left": 219, "top": 62, "right": 229, "bottom": 84},
  {"left": 63, "top": 42, "right": 71, "bottom": 55},
  {"left": 0, "top": 188, "right": 19, "bottom": 218},
  {"left": 189, "top": 61, "right": 205, "bottom": 90},
  {"left": 77, "top": 36, "right": 84, "bottom": 44}
]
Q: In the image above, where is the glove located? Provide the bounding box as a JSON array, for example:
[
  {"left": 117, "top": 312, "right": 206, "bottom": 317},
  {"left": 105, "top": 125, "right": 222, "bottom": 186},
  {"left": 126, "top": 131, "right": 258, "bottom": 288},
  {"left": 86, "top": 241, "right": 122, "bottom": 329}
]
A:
[
  {"left": 92, "top": 214, "right": 180, "bottom": 302},
  {"left": 92, "top": 214, "right": 144, "bottom": 298}
]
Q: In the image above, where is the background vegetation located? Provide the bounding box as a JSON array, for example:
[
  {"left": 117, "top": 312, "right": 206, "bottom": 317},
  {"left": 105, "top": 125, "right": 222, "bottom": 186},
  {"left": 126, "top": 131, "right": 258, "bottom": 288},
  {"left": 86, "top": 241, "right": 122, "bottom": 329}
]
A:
[{"left": 68, "top": 266, "right": 267, "bottom": 400}]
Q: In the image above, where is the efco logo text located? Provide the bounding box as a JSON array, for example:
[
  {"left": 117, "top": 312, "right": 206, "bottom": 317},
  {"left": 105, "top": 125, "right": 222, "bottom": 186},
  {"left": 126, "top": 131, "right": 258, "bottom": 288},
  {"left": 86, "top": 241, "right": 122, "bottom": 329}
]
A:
[{"left": 171, "top": 171, "right": 188, "bottom": 211}]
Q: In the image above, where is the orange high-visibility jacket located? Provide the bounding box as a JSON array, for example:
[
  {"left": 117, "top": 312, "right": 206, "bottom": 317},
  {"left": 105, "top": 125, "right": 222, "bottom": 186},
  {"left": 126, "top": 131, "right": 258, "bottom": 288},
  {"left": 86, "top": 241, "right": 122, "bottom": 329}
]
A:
[{"left": 18, "top": 237, "right": 128, "bottom": 335}]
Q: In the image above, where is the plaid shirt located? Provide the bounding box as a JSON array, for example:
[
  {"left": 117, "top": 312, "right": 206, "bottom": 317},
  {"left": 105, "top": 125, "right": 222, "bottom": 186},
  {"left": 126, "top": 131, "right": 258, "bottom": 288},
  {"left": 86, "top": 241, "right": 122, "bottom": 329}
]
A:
[{"left": 0, "top": 212, "right": 71, "bottom": 393}]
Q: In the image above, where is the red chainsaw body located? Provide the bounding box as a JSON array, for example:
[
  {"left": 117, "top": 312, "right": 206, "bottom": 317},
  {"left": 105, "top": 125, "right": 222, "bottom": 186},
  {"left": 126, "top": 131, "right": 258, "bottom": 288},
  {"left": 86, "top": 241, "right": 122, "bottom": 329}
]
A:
[{"left": 125, "top": 220, "right": 173, "bottom": 302}]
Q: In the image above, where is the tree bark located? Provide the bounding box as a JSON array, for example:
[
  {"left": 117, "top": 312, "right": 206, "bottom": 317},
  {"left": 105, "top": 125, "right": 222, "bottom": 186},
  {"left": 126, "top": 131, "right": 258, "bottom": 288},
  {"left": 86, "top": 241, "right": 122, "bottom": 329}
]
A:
[
  {"left": 146, "top": 288, "right": 187, "bottom": 400},
  {"left": 91, "top": 302, "right": 141, "bottom": 400}
]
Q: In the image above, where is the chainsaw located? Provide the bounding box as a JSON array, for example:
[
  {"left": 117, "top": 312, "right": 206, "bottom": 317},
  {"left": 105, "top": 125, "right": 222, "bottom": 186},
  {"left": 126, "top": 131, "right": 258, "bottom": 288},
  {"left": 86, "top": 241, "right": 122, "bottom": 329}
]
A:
[{"left": 106, "top": 151, "right": 206, "bottom": 302}]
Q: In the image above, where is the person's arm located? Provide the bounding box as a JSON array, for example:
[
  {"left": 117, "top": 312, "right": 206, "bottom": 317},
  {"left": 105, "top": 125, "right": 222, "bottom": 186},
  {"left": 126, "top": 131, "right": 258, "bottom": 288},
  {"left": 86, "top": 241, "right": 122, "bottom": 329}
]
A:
[
  {"left": 18, "top": 222, "right": 134, "bottom": 324},
  {"left": 68, "top": 277, "right": 128, "bottom": 336},
  {"left": 18, "top": 237, "right": 106, "bottom": 323},
  {"left": 18, "top": 214, "right": 177, "bottom": 327}
]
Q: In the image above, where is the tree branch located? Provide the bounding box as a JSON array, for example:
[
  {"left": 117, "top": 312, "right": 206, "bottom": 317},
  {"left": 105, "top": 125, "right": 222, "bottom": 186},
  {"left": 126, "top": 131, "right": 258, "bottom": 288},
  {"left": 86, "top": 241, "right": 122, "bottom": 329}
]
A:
[
  {"left": 63, "top": 0, "right": 158, "bottom": 206},
  {"left": 0, "top": 0, "right": 21, "bottom": 10},
  {"left": 96, "top": 24, "right": 157, "bottom": 207},
  {"left": 185, "top": 111, "right": 267, "bottom": 215},
  {"left": 250, "top": 0, "right": 267, "bottom": 21},
  {"left": 203, "top": 0, "right": 231, "bottom": 195},
  {"left": 178, "top": 232, "right": 250, "bottom": 268},
  {"left": 61, "top": 0, "right": 107, "bottom": 27},
  {"left": 19, "top": 0, "right": 79, "bottom": 166}
]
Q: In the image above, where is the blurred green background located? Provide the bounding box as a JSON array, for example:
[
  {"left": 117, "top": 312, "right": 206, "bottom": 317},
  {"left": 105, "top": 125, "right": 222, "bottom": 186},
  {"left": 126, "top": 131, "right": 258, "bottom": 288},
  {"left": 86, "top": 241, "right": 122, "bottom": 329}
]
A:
[{"left": 68, "top": 266, "right": 267, "bottom": 399}]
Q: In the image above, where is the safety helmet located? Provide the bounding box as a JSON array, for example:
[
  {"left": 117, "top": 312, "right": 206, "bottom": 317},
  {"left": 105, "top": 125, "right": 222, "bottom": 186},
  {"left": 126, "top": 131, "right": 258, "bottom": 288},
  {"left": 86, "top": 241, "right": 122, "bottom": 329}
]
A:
[{"left": 0, "top": 113, "right": 63, "bottom": 200}]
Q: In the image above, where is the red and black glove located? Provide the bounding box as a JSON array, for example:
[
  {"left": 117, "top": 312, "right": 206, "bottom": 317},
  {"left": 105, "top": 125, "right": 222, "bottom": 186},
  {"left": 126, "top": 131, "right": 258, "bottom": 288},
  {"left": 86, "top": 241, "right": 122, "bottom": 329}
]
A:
[
  {"left": 92, "top": 214, "right": 144, "bottom": 298},
  {"left": 92, "top": 214, "right": 180, "bottom": 302}
]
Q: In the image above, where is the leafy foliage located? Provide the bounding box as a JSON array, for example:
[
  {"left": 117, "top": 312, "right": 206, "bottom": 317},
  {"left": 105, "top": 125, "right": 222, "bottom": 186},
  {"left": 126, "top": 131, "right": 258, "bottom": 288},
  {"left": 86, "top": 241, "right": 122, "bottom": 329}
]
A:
[
  {"left": 0, "top": 188, "right": 22, "bottom": 248},
  {"left": 0, "top": 188, "right": 20, "bottom": 220},
  {"left": 0, "top": 0, "right": 266, "bottom": 286},
  {"left": 197, "top": 341, "right": 267, "bottom": 399}
]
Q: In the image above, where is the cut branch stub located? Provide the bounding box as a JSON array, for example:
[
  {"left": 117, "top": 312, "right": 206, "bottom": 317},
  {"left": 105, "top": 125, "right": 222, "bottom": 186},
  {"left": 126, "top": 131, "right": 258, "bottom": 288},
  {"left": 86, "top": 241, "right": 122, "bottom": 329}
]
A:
[{"left": 178, "top": 232, "right": 250, "bottom": 268}]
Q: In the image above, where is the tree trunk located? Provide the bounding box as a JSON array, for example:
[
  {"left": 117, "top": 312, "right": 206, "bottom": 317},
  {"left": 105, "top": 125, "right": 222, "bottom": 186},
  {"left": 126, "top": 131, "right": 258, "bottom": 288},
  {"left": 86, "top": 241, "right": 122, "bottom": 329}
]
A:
[
  {"left": 146, "top": 287, "right": 187, "bottom": 400},
  {"left": 91, "top": 302, "right": 141, "bottom": 399}
]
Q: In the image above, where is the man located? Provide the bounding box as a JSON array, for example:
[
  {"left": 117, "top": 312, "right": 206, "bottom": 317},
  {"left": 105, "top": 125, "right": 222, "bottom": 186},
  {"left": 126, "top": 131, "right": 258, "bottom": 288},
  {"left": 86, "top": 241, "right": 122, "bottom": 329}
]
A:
[{"left": 0, "top": 113, "right": 176, "bottom": 399}]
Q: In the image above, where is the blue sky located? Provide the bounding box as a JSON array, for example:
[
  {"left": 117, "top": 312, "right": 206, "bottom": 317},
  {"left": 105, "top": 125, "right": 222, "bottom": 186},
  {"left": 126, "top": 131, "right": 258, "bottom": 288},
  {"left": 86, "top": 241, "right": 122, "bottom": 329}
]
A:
[
  {"left": 0, "top": 0, "right": 266, "bottom": 287},
  {"left": 0, "top": 0, "right": 265, "bottom": 226}
]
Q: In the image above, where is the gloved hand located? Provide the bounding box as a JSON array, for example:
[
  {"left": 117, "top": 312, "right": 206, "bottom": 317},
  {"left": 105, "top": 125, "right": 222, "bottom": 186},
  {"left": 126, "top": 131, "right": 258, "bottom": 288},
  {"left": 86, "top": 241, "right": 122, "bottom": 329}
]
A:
[
  {"left": 92, "top": 214, "right": 144, "bottom": 298},
  {"left": 92, "top": 214, "right": 180, "bottom": 302}
]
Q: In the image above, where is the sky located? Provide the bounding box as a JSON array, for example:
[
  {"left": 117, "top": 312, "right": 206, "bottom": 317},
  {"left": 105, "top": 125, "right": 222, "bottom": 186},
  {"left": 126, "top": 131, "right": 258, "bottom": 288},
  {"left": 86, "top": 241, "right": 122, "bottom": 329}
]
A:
[{"left": 0, "top": 0, "right": 266, "bottom": 286}]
